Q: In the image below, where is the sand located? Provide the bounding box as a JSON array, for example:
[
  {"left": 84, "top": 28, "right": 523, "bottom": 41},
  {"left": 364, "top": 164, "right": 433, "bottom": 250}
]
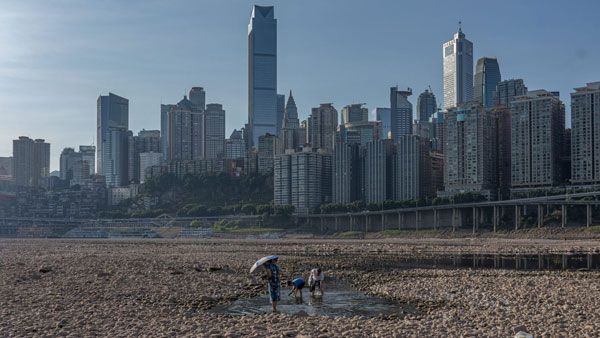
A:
[{"left": 1, "top": 238, "right": 600, "bottom": 337}]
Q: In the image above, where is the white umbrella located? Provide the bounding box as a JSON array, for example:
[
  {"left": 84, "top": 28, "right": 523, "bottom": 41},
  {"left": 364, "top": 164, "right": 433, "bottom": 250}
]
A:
[{"left": 249, "top": 255, "right": 278, "bottom": 273}]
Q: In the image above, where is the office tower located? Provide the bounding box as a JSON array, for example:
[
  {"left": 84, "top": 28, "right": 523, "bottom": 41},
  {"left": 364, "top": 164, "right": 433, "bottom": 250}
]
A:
[
  {"left": 60, "top": 146, "right": 95, "bottom": 187},
  {"left": 258, "top": 133, "right": 277, "bottom": 174},
  {"left": 341, "top": 103, "right": 368, "bottom": 124},
  {"left": 189, "top": 87, "right": 206, "bottom": 112},
  {"left": 161, "top": 104, "right": 174, "bottom": 162},
  {"left": 430, "top": 151, "right": 444, "bottom": 196},
  {"left": 429, "top": 110, "right": 445, "bottom": 152},
  {"left": 443, "top": 22, "right": 473, "bottom": 109},
  {"left": 493, "top": 106, "right": 511, "bottom": 199},
  {"left": 139, "top": 152, "right": 162, "bottom": 184},
  {"left": 248, "top": 5, "right": 277, "bottom": 147},
  {"left": 362, "top": 140, "right": 396, "bottom": 203},
  {"left": 225, "top": 129, "right": 246, "bottom": 159},
  {"left": 0, "top": 157, "right": 12, "bottom": 176},
  {"left": 417, "top": 89, "right": 437, "bottom": 122},
  {"left": 167, "top": 96, "right": 203, "bottom": 161},
  {"left": 310, "top": 104, "right": 338, "bottom": 152},
  {"left": 494, "top": 79, "right": 527, "bottom": 107},
  {"left": 375, "top": 108, "right": 391, "bottom": 139},
  {"left": 395, "top": 135, "right": 431, "bottom": 200},
  {"left": 97, "top": 93, "right": 128, "bottom": 176},
  {"left": 474, "top": 57, "right": 501, "bottom": 108},
  {"left": 444, "top": 103, "right": 497, "bottom": 199},
  {"left": 511, "top": 90, "right": 565, "bottom": 189},
  {"left": 301, "top": 118, "right": 311, "bottom": 144},
  {"left": 104, "top": 127, "right": 129, "bottom": 187},
  {"left": 337, "top": 121, "right": 382, "bottom": 145},
  {"left": 203, "top": 103, "right": 226, "bottom": 159},
  {"left": 60, "top": 148, "right": 76, "bottom": 180},
  {"left": 128, "top": 130, "right": 160, "bottom": 183},
  {"left": 12, "top": 137, "right": 50, "bottom": 187},
  {"left": 274, "top": 147, "right": 332, "bottom": 213},
  {"left": 390, "top": 87, "right": 413, "bottom": 140},
  {"left": 276, "top": 94, "right": 285, "bottom": 134},
  {"left": 571, "top": 82, "right": 600, "bottom": 185},
  {"left": 333, "top": 143, "right": 361, "bottom": 203},
  {"left": 280, "top": 91, "right": 306, "bottom": 153},
  {"left": 79, "top": 145, "right": 96, "bottom": 176}
]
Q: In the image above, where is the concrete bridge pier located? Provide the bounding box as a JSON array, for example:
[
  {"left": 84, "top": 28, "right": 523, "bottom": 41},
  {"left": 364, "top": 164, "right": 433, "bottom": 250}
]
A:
[
  {"left": 514, "top": 205, "right": 521, "bottom": 231},
  {"left": 537, "top": 205, "right": 544, "bottom": 228},
  {"left": 561, "top": 204, "right": 567, "bottom": 227},
  {"left": 587, "top": 204, "right": 592, "bottom": 228}
]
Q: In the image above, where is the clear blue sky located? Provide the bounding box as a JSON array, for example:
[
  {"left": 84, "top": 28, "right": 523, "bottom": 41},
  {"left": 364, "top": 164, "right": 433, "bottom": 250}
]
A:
[{"left": 1, "top": 0, "right": 599, "bottom": 170}]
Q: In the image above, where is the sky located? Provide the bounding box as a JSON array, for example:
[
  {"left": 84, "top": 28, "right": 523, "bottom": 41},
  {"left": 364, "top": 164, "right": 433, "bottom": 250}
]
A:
[{"left": 1, "top": 0, "right": 599, "bottom": 171}]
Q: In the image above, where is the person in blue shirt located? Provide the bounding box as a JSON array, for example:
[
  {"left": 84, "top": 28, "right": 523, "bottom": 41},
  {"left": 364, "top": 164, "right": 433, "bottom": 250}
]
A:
[{"left": 287, "top": 277, "right": 305, "bottom": 300}]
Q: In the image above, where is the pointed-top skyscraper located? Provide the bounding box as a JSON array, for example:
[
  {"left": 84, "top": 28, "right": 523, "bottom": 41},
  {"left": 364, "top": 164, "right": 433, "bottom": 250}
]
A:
[
  {"left": 282, "top": 90, "right": 299, "bottom": 129},
  {"left": 443, "top": 22, "right": 473, "bottom": 110},
  {"left": 248, "top": 5, "right": 277, "bottom": 147},
  {"left": 280, "top": 90, "right": 305, "bottom": 153}
]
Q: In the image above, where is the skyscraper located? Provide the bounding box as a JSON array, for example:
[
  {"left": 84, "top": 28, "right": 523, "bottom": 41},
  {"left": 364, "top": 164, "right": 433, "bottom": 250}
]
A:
[
  {"left": 443, "top": 22, "right": 473, "bottom": 110},
  {"left": 341, "top": 103, "right": 368, "bottom": 124},
  {"left": 203, "top": 103, "right": 226, "bottom": 159},
  {"left": 167, "top": 96, "right": 203, "bottom": 161},
  {"left": 416, "top": 89, "right": 437, "bottom": 122},
  {"left": 362, "top": 140, "right": 396, "bottom": 203},
  {"left": 128, "top": 130, "right": 160, "bottom": 183},
  {"left": 390, "top": 87, "right": 413, "bottom": 141},
  {"left": 280, "top": 91, "right": 306, "bottom": 153},
  {"left": 375, "top": 108, "right": 391, "bottom": 139},
  {"left": 104, "top": 127, "right": 129, "bottom": 187},
  {"left": 333, "top": 143, "right": 361, "bottom": 204},
  {"left": 225, "top": 129, "right": 246, "bottom": 160},
  {"left": 161, "top": 104, "right": 174, "bottom": 163},
  {"left": 395, "top": 135, "right": 432, "bottom": 200},
  {"left": 571, "top": 82, "right": 600, "bottom": 185},
  {"left": 511, "top": 90, "right": 565, "bottom": 189},
  {"left": 474, "top": 57, "right": 501, "bottom": 108},
  {"left": 494, "top": 79, "right": 527, "bottom": 107},
  {"left": 276, "top": 94, "right": 285, "bottom": 134},
  {"left": 444, "top": 103, "right": 497, "bottom": 200},
  {"left": 97, "top": 93, "right": 128, "bottom": 178},
  {"left": 310, "top": 104, "right": 338, "bottom": 152},
  {"left": 13, "top": 137, "right": 50, "bottom": 187},
  {"left": 189, "top": 87, "right": 206, "bottom": 112},
  {"left": 248, "top": 5, "right": 277, "bottom": 147}
]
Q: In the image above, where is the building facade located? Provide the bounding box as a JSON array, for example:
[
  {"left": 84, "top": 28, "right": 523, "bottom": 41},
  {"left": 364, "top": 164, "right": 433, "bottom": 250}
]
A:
[
  {"left": 97, "top": 93, "right": 128, "bottom": 176},
  {"left": 341, "top": 103, "right": 368, "bottom": 124},
  {"left": 510, "top": 90, "right": 565, "bottom": 189},
  {"left": 443, "top": 23, "right": 473, "bottom": 110},
  {"left": 494, "top": 79, "right": 527, "bottom": 107},
  {"left": 276, "top": 94, "right": 285, "bottom": 134},
  {"left": 203, "top": 103, "right": 226, "bottom": 159},
  {"left": 310, "top": 104, "right": 338, "bottom": 152},
  {"left": 395, "top": 135, "right": 431, "bottom": 200},
  {"left": 390, "top": 87, "right": 413, "bottom": 141},
  {"left": 417, "top": 89, "right": 437, "bottom": 122},
  {"left": 258, "top": 133, "right": 277, "bottom": 174},
  {"left": 167, "top": 96, "right": 203, "bottom": 162},
  {"left": 248, "top": 5, "right": 277, "bottom": 147},
  {"left": 128, "top": 130, "right": 160, "bottom": 183},
  {"left": 332, "top": 143, "right": 361, "bottom": 204},
  {"left": 474, "top": 57, "right": 501, "bottom": 109},
  {"left": 160, "top": 104, "right": 174, "bottom": 163},
  {"left": 189, "top": 87, "right": 206, "bottom": 112},
  {"left": 280, "top": 91, "right": 306, "bottom": 154},
  {"left": 225, "top": 129, "right": 246, "bottom": 160},
  {"left": 571, "top": 82, "right": 600, "bottom": 185},
  {"left": 375, "top": 108, "right": 391, "bottom": 139},
  {"left": 362, "top": 140, "right": 396, "bottom": 203},
  {"left": 444, "top": 103, "right": 497, "bottom": 199},
  {"left": 139, "top": 152, "right": 162, "bottom": 184},
  {"left": 13, "top": 137, "right": 50, "bottom": 187}
]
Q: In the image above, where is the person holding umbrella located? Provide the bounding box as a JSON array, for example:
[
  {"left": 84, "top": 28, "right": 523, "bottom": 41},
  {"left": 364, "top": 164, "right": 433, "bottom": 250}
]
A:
[{"left": 250, "top": 255, "right": 280, "bottom": 312}]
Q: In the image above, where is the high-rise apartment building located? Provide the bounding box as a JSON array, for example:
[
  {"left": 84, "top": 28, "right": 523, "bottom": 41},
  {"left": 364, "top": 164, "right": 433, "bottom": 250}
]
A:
[
  {"left": 362, "top": 140, "right": 396, "bottom": 203},
  {"left": 128, "top": 130, "right": 160, "bottom": 183},
  {"left": 310, "top": 104, "right": 338, "bottom": 152},
  {"left": 374, "top": 108, "right": 391, "bottom": 139},
  {"left": 167, "top": 96, "right": 203, "bottom": 161},
  {"left": 332, "top": 143, "right": 361, "bottom": 204},
  {"left": 494, "top": 79, "right": 527, "bottom": 107},
  {"left": 510, "top": 90, "right": 565, "bottom": 189},
  {"left": 390, "top": 87, "right": 413, "bottom": 141},
  {"left": 104, "top": 127, "right": 129, "bottom": 187},
  {"left": 444, "top": 103, "right": 497, "bottom": 199},
  {"left": 276, "top": 94, "right": 285, "bottom": 135},
  {"left": 13, "top": 137, "right": 50, "bottom": 187},
  {"left": 341, "top": 103, "right": 368, "bottom": 124},
  {"left": 189, "top": 87, "right": 206, "bottom": 112},
  {"left": 0, "top": 157, "right": 12, "bottom": 177},
  {"left": 571, "top": 82, "right": 600, "bottom": 185},
  {"left": 248, "top": 5, "right": 277, "bottom": 147},
  {"left": 443, "top": 23, "right": 473, "bottom": 110},
  {"left": 274, "top": 147, "right": 332, "bottom": 214},
  {"left": 225, "top": 129, "right": 246, "bottom": 160},
  {"left": 139, "top": 152, "right": 162, "bottom": 184},
  {"left": 430, "top": 151, "right": 444, "bottom": 196},
  {"left": 395, "top": 135, "right": 431, "bottom": 200},
  {"left": 493, "top": 106, "right": 512, "bottom": 199},
  {"left": 97, "top": 93, "right": 128, "bottom": 177},
  {"left": 474, "top": 57, "right": 501, "bottom": 109},
  {"left": 160, "top": 104, "right": 174, "bottom": 163},
  {"left": 258, "top": 133, "right": 277, "bottom": 174},
  {"left": 417, "top": 89, "right": 437, "bottom": 122},
  {"left": 203, "top": 103, "right": 226, "bottom": 159}
]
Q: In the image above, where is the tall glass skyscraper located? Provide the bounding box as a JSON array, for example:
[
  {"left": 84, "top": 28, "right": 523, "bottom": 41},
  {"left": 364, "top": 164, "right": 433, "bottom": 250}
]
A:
[
  {"left": 416, "top": 89, "right": 437, "bottom": 122},
  {"left": 248, "top": 5, "right": 277, "bottom": 147},
  {"left": 390, "top": 87, "right": 413, "bottom": 141},
  {"left": 474, "top": 57, "right": 501, "bottom": 108},
  {"left": 374, "top": 108, "right": 391, "bottom": 139},
  {"left": 443, "top": 22, "right": 473, "bottom": 110},
  {"left": 97, "top": 93, "right": 128, "bottom": 185}
]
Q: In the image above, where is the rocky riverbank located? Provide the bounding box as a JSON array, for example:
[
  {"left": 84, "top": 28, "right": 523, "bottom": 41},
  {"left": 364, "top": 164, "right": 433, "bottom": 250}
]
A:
[{"left": 1, "top": 238, "right": 599, "bottom": 337}]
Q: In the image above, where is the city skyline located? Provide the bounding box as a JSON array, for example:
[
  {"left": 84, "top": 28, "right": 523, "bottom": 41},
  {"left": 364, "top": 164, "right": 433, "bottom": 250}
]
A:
[{"left": 1, "top": 1, "right": 600, "bottom": 170}]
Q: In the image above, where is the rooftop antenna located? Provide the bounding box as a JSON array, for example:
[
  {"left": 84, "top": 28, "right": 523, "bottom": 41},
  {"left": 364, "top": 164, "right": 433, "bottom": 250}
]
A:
[{"left": 458, "top": 21, "right": 462, "bottom": 33}]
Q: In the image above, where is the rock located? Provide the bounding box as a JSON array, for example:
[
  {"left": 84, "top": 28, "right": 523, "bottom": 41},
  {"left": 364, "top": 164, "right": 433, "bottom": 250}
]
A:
[
  {"left": 293, "top": 310, "right": 309, "bottom": 317},
  {"left": 170, "top": 271, "right": 184, "bottom": 275},
  {"left": 513, "top": 326, "right": 528, "bottom": 335},
  {"left": 207, "top": 267, "right": 222, "bottom": 272},
  {"left": 39, "top": 267, "right": 52, "bottom": 273}
]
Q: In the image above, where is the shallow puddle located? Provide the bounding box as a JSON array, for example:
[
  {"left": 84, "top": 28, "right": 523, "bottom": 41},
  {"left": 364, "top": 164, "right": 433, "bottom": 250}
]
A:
[{"left": 209, "top": 279, "right": 414, "bottom": 317}]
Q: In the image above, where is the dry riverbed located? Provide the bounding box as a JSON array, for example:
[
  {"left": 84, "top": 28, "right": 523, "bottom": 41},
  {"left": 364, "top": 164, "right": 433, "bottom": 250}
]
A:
[{"left": 1, "top": 238, "right": 600, "bottom": 337}]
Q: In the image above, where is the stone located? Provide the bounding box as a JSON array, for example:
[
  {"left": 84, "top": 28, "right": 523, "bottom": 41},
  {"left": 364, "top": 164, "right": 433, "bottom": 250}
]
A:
[{"left": 39, "top": 267, "right": 52, "bottom": 273}]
